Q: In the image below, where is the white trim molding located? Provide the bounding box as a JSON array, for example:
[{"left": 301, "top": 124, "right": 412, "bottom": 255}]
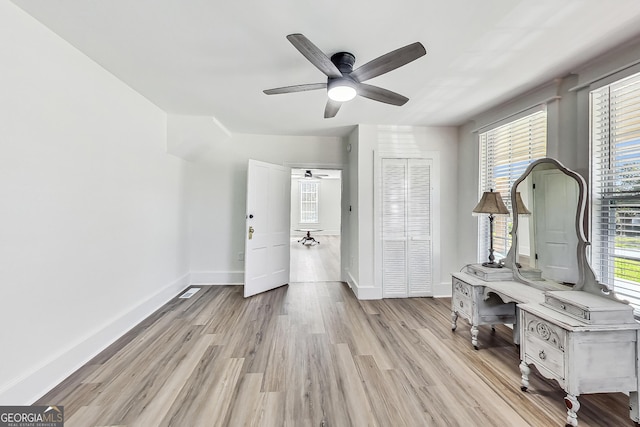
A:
[
  {"left": 189, "top": 270, "right": 244, "bottom": 285},
  {"left": 346, "top": 272, "right": 382, "bottom": 300}
]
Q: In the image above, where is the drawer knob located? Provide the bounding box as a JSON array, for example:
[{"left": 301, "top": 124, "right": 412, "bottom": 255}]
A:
[
  {"left": 459, "top": 301, "right": 464, "bottom": 308},
  {"left": 560, "top": 304, "right": 566, "bottom": 310},
  {"left": 539, "top": 350, "right": 546, "bottom": 360}
]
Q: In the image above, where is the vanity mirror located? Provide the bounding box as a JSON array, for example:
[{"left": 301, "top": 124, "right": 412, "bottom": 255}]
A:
[{"left": 505, "top": 158, "right": 611, "bottom": 295}]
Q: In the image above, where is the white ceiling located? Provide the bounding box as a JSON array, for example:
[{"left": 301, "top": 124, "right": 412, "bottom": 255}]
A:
[{"left": 11, "top": 0, "right": 640, "bottom": 137}]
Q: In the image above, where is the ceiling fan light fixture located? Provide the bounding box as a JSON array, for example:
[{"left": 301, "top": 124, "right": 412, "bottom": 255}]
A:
[{"left": 327, "top": 78, "right": 357, "bottom": 102}]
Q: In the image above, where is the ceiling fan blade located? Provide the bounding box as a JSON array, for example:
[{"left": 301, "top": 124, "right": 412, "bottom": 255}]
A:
[
  {"left": 324, "top": 99, "right": 342, "bottom": 118},
  {"left": 286, "top": 34, "right": 342, "bottom": 79},
  {"left": 350, "top": 42, "right": 426, "bottom": 82},
  {"left": 263, "top": 83, "right": 327, "bottom": 95},
  {"left": 357, "top": 83, "right": 409, "bottom": 106}
]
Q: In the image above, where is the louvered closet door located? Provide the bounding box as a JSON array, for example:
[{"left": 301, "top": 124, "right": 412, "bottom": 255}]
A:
[
  {"left": 382, "top": 158, "right": 433, "bottom": 298},
  {"left": 382, "top": 159, "right": 408, "bottom": 297},
  {"left": 407, "top": 159, "right": 432, "bottom": 296}
]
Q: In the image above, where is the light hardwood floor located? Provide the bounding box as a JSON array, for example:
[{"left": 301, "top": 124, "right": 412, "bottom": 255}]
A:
[
  {"left": 289, "top": 235, "right": 340, "bottom": 283},
  {"left": 37, "top": 283, "right": 631, "bottom": 426}
]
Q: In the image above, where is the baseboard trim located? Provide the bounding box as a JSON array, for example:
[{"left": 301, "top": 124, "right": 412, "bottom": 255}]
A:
[
  {"left": 346, "top": 272, "right": 381, "bottom": 300},
  {"left": 0, "top": 272, "right": 190, "bottom": 405},
  {"left": 433, "top": 281, "right": 452, "bottom": 298},
  {"left": 189, "top": 270, "right": 243, "bottom": 285}
]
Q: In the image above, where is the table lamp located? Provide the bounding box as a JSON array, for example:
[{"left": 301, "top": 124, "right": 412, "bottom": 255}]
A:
[
  {"left": 473, "top": 189, "right": 510, "bottom": 268},
  {"left": 515, "top": 192, "right": 531, "bottom": 215}
]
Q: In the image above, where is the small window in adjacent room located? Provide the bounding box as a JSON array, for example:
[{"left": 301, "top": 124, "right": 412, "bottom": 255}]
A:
[
  {"left": 478, "top": 108, "right": 547, "bottom": 262},
  {"left": 590, "top": 71, "right": 640, "bottom": 312},
  {"left": 299, "top": 180, "right": 319, "bottom": 224}
]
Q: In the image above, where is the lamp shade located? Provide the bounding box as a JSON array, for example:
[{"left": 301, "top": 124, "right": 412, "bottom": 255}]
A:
[
  {"left": 473, "top": 189, "right": 510, "bottom": 216},
  {"left": 514, "top": 192, "right": 531, "bottom": 215}
]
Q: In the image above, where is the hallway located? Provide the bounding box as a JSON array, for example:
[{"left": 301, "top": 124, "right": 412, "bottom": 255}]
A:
[{"left": 289, "top": 235, "right": 340, "bottom": 282}]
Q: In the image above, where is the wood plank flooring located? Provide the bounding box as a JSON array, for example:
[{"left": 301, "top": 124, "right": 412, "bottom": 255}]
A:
[
  {"left": 36, "top": 283, "right": 632, "bottom": 426},
  {"left": 289, "top": 235, "right": 340, "bottom": 283}
]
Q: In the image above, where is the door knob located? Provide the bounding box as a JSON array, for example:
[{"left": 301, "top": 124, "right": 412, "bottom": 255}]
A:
[{"left": 248, "top": 226, "right": 254, "bottom": 239}]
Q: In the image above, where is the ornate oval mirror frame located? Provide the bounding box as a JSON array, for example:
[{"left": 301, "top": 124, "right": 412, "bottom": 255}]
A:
[{"left": 505, "top": 157, "right": 612, "bottom": 296}]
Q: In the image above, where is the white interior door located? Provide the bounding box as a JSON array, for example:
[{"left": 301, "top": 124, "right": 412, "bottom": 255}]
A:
[
  {"left": 244, "top": 159, "right": 291, "bottom": 297},
  {"left": 533, "top": 169, "right": 579, "bottom": 284}
]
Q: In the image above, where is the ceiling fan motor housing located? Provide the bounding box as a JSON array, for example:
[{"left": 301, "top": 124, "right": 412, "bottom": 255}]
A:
[{"left": 330, "top": 52, "right": 356, "bottom": 74}]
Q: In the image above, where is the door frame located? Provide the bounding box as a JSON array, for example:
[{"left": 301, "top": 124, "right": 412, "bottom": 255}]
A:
[{"left": 285, "top": 162, "right": 346, "bottom": 282}]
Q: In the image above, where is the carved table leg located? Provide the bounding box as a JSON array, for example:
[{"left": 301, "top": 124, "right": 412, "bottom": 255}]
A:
[
  {"left": 519, "top": 360, "right": 530, "bottom": 391},
  {"left": 451, "top": 311, "right": 458, "bottom": 331},
  {"left": 564, "top": 394, "right": 580, "bottom": 427},
  {"left": 471, "top": 325, "right": 479, "bottom": 350}
]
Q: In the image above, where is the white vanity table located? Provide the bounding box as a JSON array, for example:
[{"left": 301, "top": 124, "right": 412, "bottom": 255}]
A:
[{"left": 452, "top": 158, "right": 640, "bottom": 427}]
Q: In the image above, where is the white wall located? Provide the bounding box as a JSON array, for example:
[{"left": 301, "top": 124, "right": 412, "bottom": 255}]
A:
[
  {"left": 0, "top": 2, "right": 190, "bottom": 404},
  {"left": 345, "top": 125, "right": 458, "bottom": 298},
  {"left": 290, "top": 176, "right": 342, "bottom": 235},
  {"left": 167, "top": 114, "right": 231, "bottom": 162},
  {"left": 187, "top": 133, "right": 347, "bottom": 285}
]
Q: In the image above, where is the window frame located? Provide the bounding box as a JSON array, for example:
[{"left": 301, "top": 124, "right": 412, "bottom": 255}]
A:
[
  {"left": 299, "top": 180, "right": 319, "bottom": 224},
  {"left": 589, "top": 71, "right": 640, "bottom": 312},
  {"left": 478, "top": 107, "right": 547, "bottom": 263}
]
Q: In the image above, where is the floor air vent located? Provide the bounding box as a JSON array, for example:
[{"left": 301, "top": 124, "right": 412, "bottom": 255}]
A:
[{"left": 179, "top": 287, "right": 201, "bottom": 299}]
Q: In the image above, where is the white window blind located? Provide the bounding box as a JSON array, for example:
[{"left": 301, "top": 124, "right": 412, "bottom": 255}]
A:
[
  {"left": 590, "top": 71, "right": 640, "bottom": 311},
  {"left": 299, "top": 180, "right": 319, "bottom": 223},
  {"left": 479, "top": 109, "right": 547, "bottom": 261}
]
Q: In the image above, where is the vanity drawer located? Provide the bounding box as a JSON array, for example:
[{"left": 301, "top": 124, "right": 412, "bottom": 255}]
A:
[
  {"left": 543, "top": 290, "right": 636, "bottom": 325},
  {"left": 524, "top": 334, "right": 565, "bottom": 378},
  {"left": 452, "top": 293, "right": 472, "bottom": 319},
  {"left": 452, "top": 278, "right": 473, "bottom": 319},
  {"left": 544, "top": 294, "right": 588, "bottom": 321},
  {"left": 452, "top": 278, "right": 472, "bottom": 298},
  {"left": 522, "top": 312, "right": 566, "bottom": 378}
]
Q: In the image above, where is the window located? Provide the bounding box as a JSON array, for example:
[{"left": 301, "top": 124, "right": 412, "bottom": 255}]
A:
[
  {"left": 299, "top": 180, "right": 319, "bottom": 223},
  {"left": 478, "top": 109, "right": 547, "bottom": 261},
  {"left": 590, "top": 71, "right": 640, "bottom": 311}
]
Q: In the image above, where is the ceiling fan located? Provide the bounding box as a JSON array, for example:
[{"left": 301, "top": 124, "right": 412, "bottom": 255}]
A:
[
  {"left": 263, "top": 33, "right": 426, "bottom": 118},
  {"left": 291, "top": 169, "right": 329, "bottom": 179}
]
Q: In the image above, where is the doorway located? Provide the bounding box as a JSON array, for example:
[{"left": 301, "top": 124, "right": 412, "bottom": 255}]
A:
[{"left": 289, "top": 168, "right": 342, "bottom": 283}]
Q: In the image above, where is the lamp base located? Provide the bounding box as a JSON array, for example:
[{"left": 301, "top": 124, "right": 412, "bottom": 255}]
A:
[{"left": 482, "top": 261, "right": 503, "bottom": 269}]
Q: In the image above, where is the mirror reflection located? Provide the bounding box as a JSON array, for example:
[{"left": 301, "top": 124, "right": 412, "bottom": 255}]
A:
[{"left": 510, "top": 160, "right": 581, "bottom": 287}]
